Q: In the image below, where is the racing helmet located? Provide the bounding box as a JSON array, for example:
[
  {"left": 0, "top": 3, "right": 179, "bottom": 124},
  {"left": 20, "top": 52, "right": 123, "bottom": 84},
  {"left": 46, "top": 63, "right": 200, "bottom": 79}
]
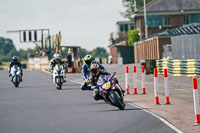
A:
[
  {"left": 90, "top": 63, "right": 100, "bottom": 76},
  {"left": 12, "top": 56, "right": 18, "bottom": 62},
  {"left": 54, "top": 54, "right": 61, "bottom": 62},
  {"left": 84, "top": 55, "right": 92, "bottom": 65},
  {"left": 53, "top": 53, "right": 58, "bottom": 58}
]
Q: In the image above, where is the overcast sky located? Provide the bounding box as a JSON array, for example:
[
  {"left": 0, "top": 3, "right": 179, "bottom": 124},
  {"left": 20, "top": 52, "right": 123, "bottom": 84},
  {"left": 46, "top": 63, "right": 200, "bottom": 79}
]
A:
[{"left": 0, "top": 0, "right": 126, "bottom": 51}]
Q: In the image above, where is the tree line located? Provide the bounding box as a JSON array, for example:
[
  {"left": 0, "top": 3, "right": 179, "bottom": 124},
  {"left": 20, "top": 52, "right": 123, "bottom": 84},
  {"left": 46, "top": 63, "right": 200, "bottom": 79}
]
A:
[
  {"left": 121, "top": 0, "right": 153, "bottom": 20},
  {"left": 0, "top": 37, "right": 38, "bottom": 63},
  {"left": 0, "top": 36, "right": 109, "bottom": 63}
]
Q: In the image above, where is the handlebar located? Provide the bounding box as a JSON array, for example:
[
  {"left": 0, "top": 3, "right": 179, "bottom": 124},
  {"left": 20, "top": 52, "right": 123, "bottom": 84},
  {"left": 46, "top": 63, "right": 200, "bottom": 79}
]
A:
[{"left": 108, "top": 72, "right": 116, "bottom": 81}]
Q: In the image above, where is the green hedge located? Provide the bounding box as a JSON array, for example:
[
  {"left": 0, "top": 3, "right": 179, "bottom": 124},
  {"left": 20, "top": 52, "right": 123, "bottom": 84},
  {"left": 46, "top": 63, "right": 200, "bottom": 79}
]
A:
[
  {"left": 0, "top": 56, "right": 12, "bottom": 62},
  {"left": 128, "top": 30, "right": 139, "bottom": 46}
]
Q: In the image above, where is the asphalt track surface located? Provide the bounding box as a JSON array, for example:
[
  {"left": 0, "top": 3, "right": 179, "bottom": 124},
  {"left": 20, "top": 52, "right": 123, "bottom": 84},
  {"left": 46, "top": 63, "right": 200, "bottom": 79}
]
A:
[{"left": 0, "top": 70, "right": 177, "bottom": 133}]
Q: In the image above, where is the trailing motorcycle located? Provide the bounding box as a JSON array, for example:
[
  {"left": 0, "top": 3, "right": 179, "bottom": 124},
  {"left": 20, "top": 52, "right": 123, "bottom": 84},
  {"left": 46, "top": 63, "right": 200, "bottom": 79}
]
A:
[
  {"left": 96, "top": 72, "right": 125, "bottom": 110},
  {"left": 10, "top": 65, "right": 21, "bottom": 87},
  {"left": 53, "top": 65, "right": 65, "bottom": 90}
]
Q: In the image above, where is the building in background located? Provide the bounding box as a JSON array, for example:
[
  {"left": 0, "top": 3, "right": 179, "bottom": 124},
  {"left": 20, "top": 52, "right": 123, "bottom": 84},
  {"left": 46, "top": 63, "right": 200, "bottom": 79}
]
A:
[
  {"left": 108, "top": 21, "right": 134, "bottom": 64},
  {"left": 132, "top": 0, "right": 200, "bottom": 40}
]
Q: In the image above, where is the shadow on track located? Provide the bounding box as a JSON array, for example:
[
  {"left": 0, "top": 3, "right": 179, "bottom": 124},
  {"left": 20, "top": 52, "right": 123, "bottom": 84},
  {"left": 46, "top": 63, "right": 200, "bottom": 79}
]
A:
[{"left": 91, "top": 107, "right": 142, "bottom": 112}]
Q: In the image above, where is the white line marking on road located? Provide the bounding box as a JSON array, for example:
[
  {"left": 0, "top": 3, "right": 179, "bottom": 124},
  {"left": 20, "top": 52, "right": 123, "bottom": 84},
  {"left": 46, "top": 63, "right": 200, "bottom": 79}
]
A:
[
  {"left": 127, "top": 102, "right": 183, "bottom": 133},
  {"left": 42, "top": 69, "right": 51, "bottom": 74},
  {"left": 69, "top": 80, "right": 82, "bottom": 85},
  {"left": 42, "top": 70, "right": 82, "bottom": 85}
]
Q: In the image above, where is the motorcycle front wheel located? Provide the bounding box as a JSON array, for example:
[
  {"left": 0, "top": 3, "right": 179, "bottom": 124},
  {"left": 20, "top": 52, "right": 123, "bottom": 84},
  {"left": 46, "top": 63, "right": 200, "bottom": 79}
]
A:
[
  {"left": 13, "top": 76, "right": 19, "bottom": 87},
  {"left": 56, "top": 77, "right": 62, "bottom": 90},
  {"left": 109, "top": 91, "right": 125, "bottom": 110}
]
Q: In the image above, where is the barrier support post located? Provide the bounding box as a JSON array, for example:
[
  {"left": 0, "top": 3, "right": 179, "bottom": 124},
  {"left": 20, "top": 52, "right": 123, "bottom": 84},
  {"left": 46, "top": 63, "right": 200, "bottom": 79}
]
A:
[
  {"left": 164, "top": 69, "right": 170, "bottom": 104},
  {"left": 141, "top": 65, "right": 146, "bottom": 94},
  {"left": 154, "top": 68, "right": 160, "bottom": 104},
  {"left": 193, "top": 77, "right": 200, "bottom": 123},
  {"left": 133, "top": 66, "right": 137, "bottom": 94},
  {"left": 125, "top": 65, "right": 129, "bottom": 94}
]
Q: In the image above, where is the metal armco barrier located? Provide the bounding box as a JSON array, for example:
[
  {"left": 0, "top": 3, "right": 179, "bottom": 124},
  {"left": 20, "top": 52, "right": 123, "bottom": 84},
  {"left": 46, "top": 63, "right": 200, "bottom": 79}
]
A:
[{"left": 156, "top": 59, "right": 200, "bottom": 77}]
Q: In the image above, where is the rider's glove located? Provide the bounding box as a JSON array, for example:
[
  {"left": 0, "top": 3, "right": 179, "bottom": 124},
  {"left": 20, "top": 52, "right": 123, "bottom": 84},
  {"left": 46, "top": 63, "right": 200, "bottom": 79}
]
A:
[{"left": 85, "top": 79, "right": 90, "bottom": 84}]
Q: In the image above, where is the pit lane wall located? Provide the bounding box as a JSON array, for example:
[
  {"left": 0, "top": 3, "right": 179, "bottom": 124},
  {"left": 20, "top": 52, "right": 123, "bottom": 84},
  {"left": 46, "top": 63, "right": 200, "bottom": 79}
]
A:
[{"left": 28, "top": 56, "right": 49, "bottom": 70}]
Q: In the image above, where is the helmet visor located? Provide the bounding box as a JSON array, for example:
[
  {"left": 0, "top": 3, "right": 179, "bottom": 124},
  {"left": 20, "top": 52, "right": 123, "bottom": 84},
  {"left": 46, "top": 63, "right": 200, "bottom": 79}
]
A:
[
  {"left": 55, "top": 58, "right": 60, "bottom": 62},
  {"left": 91, "top": 69, "right": 97, "bottom": 74}
]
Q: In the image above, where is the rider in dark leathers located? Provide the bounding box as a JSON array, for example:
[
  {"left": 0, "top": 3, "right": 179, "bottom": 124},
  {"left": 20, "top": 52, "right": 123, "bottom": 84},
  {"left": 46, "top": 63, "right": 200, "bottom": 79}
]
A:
[
  {"left": 89, "top": 63, "right": 111, "bottom": 100},
  {"left": 9, "top": 56, "right": 23, "bottom": 81}
]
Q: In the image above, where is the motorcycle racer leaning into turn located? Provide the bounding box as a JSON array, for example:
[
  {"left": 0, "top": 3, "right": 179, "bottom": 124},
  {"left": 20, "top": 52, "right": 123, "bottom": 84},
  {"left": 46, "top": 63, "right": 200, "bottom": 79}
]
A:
[
  {"left": 50, "top": 53, "right": 66, "bottom": 82},
  {"left": 9, "top": 56, "right": 23, "bottom": 82},
  {"left": 89, "top": 63, "right": 111, "bottom": 100},
  {"left": 87, "top": 63, "right": 125, "bottom": 101},
  {"left": 80, "top": 55, "right": 105, "bottom": 90}
]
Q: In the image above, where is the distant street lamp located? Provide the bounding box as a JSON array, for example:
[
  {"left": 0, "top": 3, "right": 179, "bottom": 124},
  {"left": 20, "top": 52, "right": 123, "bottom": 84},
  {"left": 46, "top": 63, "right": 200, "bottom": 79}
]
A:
[
  {"left": 144, "top": 0, "right": 148, "bottom": 38},
  {"left": 134, "top": 0, "right": 137, "bottom": 12}
]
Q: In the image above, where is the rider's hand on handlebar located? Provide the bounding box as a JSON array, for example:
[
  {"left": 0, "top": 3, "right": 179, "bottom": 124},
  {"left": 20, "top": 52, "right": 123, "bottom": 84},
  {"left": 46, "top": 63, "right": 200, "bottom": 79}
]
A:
[{"left": 85, "top": 79, "right": 90, "bottom": 84}]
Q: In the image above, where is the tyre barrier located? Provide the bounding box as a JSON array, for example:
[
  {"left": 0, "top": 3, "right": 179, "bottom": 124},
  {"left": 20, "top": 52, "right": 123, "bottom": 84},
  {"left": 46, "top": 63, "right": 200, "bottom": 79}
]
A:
[
  {"left": 156, "top": 59, "right": 200, "bottom": 77},
  {"left": 156, "top": 58, "right": 169, "bottom": 74}
]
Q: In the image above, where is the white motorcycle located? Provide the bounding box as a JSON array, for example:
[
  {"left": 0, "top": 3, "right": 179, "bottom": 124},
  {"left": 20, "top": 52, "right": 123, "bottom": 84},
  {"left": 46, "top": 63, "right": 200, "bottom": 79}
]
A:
[
  {"left": 53, "top": 65, "right": 65, "bottom": 90},
  {"left": 10, "top": 65, "right": 22, "bottom": 87}
]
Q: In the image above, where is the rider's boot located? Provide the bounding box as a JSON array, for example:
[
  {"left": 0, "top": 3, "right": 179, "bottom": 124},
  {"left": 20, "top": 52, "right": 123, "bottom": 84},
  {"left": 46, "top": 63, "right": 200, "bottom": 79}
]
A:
[
  {"left": 63, "top": 73, "right": 66, "bottom": 82},
  {"left": 81, "top": 83, "right": 91, "bottom": 90},
  {"left": 92, "top": 88, "right": 103, "bottom": 101},
  {"left": 9, "top": 73, "right": 11, "bottom": 78},
  {"left": 92, "top": 88, "right": 99, "bottom": 101},
  {"left": 20, "top": 74, "right": 23, "bottom": 82}
]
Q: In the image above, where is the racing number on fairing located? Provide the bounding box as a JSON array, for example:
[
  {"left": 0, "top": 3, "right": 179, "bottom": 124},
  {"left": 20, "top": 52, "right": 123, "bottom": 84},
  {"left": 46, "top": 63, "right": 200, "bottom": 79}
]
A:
[{"left": 102, "top": 82, "right": 111, "bottom": 89}]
